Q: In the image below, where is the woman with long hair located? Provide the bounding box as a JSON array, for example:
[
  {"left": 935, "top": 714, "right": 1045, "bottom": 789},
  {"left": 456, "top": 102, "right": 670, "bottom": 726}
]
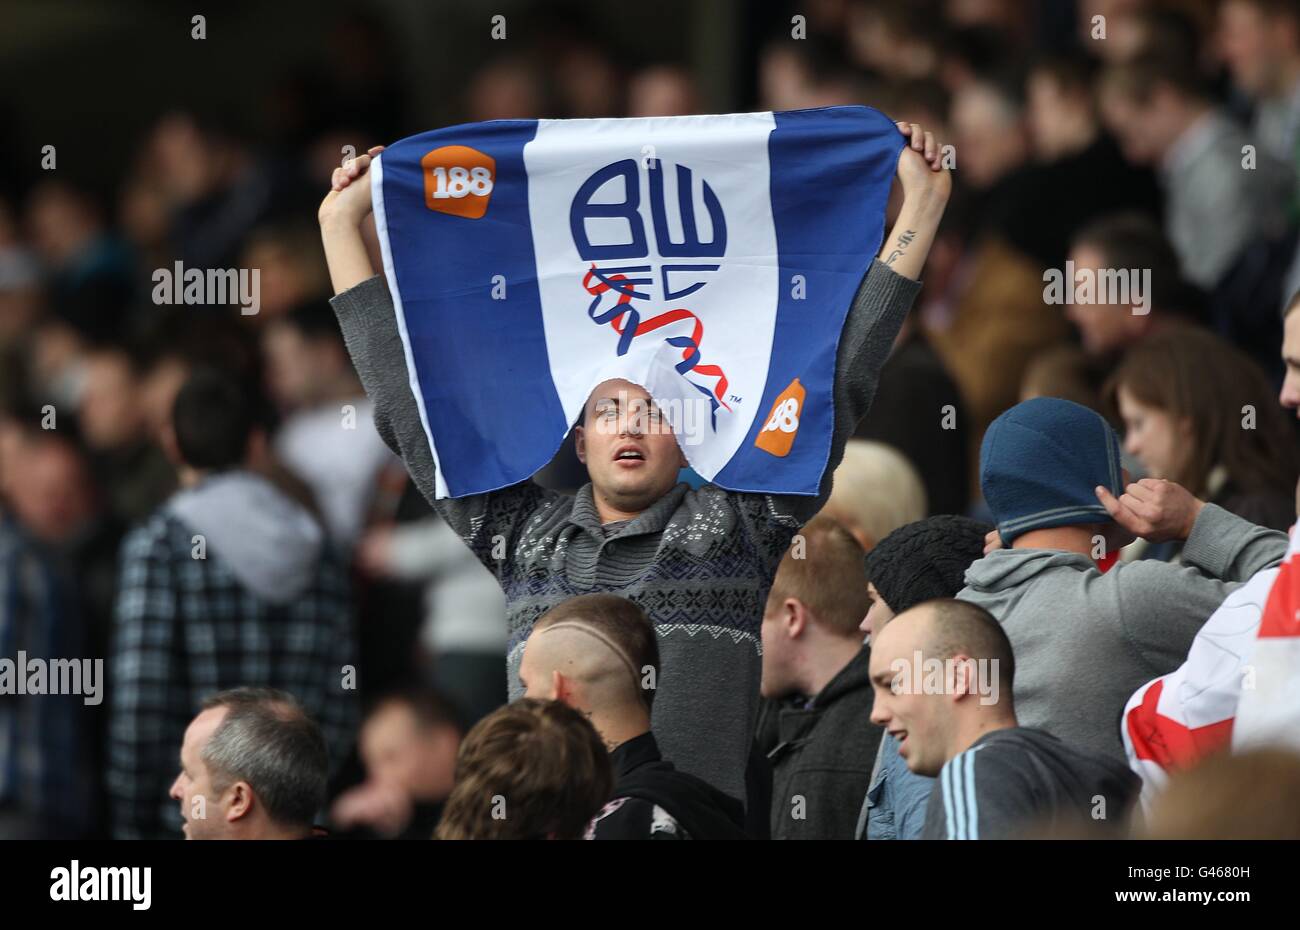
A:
[{"left": 1104, "top": 326, "right": 1298, "bottom": 550}]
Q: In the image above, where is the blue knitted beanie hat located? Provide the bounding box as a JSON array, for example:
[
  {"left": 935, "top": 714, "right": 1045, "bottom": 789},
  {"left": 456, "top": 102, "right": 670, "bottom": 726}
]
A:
[{"left": 980, "top": 397, "right": 1123, "bottom": 546}]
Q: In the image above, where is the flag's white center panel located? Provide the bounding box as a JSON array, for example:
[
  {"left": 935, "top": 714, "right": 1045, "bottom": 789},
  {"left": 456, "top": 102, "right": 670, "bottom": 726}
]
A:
[{"left": 525, "top": 112, "right": 780, "bottom": 478}]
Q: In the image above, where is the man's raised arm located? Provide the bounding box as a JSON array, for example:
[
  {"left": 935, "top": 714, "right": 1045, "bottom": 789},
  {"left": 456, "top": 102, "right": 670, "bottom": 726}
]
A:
[
  {"left": 763, "top": 121, "right": 951, "bottom": 530},
  {"left": 318, "top": 149, "right": 556, "bottom": 577}
]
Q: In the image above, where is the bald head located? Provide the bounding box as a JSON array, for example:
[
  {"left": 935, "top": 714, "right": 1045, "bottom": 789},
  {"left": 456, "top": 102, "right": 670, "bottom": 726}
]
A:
[
  {"left": 868, "top": 599, "right": 1016, "bottom": 776},
  {"left": 872, "top": 599, "right": 1015, "bottom": 699},
  {"left": 519, "top": 594, "right": 659, "bottom": 724}
]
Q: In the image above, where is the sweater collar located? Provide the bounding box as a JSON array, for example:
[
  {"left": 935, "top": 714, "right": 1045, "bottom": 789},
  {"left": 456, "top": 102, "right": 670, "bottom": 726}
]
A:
[{"left": 567, "top": 482, "right": 690, "bottom": 538}]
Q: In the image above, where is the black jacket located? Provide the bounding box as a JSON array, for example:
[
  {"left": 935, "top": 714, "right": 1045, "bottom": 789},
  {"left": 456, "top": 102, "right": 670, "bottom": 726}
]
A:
[
  {"left": 588, "top": 732, "right": 749, "bottom": 840},
  {"left": 754, "top": 646, "right": 883, "bottom": 840}
]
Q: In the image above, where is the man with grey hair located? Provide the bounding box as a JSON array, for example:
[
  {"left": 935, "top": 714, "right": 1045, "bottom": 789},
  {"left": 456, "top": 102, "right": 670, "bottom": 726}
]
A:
[{"left": 168, "top": 688, "right": 328, "bottom": 840}]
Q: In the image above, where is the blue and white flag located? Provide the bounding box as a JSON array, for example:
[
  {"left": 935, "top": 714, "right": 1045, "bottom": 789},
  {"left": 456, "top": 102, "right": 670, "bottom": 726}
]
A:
[{"left": 371, "top": 105, "right": 903, "bottom": 499}]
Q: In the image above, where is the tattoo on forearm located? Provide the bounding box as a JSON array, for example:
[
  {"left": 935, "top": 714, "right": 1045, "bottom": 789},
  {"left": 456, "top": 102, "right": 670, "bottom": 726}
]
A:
[{"left": 884, "top": 229, "right": 916, "bottom": 266}]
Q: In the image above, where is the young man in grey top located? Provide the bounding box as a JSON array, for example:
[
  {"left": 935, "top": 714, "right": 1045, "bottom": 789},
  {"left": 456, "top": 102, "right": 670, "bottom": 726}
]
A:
[
  {"left": 958, "top": 397, "right": 1289, "bottom": 762},
  {"left": 317, "top": 124, "right": 951, "bottom": 805}
]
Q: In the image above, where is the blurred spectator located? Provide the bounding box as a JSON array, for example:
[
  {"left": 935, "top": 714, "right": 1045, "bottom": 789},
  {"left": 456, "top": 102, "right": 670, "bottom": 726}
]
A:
[
  {"left": 1027, "top": 53, "right": 1101, "bottom": 163},
  {"left": 148, "top": 112, "right": 303, "bottom": 272},
  {"left": 552, "top": 41, "right": 624, "bottom": 118},
  {"left": 108, "top": 370, "right": 356, "bottom": 839},
  {"left": 357, "top": 515, "right": 507, "bottom": 724},
  {"left": 1020, "top": 54, "right": 1162, "bottom": 268},
  {"left": 818, "top": 439, "right": 927, "bottom": 552},
  {"left": 264, "top": 299, "right": 396, "bottom": 550},
  {"left": 78, "top": 341, "right": 177, "bottom": 525},
  {"left": 0, "top": 197, "right": 41, "bottom": 360},
  {"left": 1218, "top": 0, "right": 1300, "bottom": 170},
  {"left": 131, "top": 310, "right": 263, "bottom": 438},
  {"left": 320, "top": 10, "right": 409, "bottom": 144},
  {"left": 925, "top": 71, "right": 1070, "bottom": 468},
  {"left": 1099, "top": 39, "right": 1293, "bottom": 290},
  {"left": 949, "top": 70, "right": 1032, "bottom": 193},
  {"left": 1141, "top": 747, "right": 1300, "bottom": 839},
  {"left": 0, "top": 426, "right": 100, "bottom": 549},
  {"left": 846, "top": 1, "right": 943, "bottom": 79},
  {"left": 0, "top": 506, "right": 94, "bottom": 839},
  {"left": 858, "top": 514, "right": 991, "bottom": 840},
  {"left": 434, "top": 698, "right": 613, "bottom": 840},
  {"left": 1105, "top": 326, "right": 1299, "bottom": 540},
  {"left": 758, "top": 35, "right": 867, "bottom": 111},
  {"left": 754, "top": 518, "right": 878, "bottom": 840},
  {"left": 1280, "top": 289, "right": 1300, "bottom": 413},
  {"left": 521, "top": 594, "right": 747, "bottom": 840},
  {"left": 887, "top": 78, "right": 952, "bottom": 140},
  {"left": 945, "top": 0, "right": 1029, "bottom": 36},
  {"left": 0, "top": 423, "right": 120, "bottom": 837},
  {"left": 26, "top": 179, "right": 135, "bottom": 343},
  {"left": 627, "top": 65, "right": 703, "bottom": 117},
  {"left": 759, "top": 42, "right": 816, "bottom": 112},
  {"left": 464, "top": 58, "right": 547, "bottom": 122},
  {"left": 1077, "top": 0, "right": 1163, "bottom": 62},
  {"left": 1219, "top": 0, "right": 1300, "bottom": 327},
  {"left": 0, "top": 422, "right": 119, "bottom": 667},
  {"left": 169, "top": 688, "right": 328, "bottom": 840},
  {"left": 939, "top": 22, "right": 1025, "bottom": 93},
  {"left": 330, "top": 689, "right": 463, "bottom": 840},
  {"left": 126, "top": 311, "right": 326, "bottom": 521},
  {"left": 854, "top": 317, "right": 970, "bottom": 515},
  {"left": 117, "top": 172, "right": 172, "bottom": 280},
  {"left": 1064, "top": 212, "right": 1205, "bottom": 362},
  {"left": 240, "top": 223, "right": 330, "bottom": 321},
  {"left": 1020, "top": 345, "right": 1105, "bottom": 410}
]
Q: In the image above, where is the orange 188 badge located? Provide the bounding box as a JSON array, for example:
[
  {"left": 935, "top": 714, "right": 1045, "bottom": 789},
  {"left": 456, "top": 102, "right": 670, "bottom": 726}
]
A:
[
  {"left": 421, "top": 145, "right": 495, "bottom": 219},
  {"left": 755, "top": 378, "right": 805, "bottom": 457}
]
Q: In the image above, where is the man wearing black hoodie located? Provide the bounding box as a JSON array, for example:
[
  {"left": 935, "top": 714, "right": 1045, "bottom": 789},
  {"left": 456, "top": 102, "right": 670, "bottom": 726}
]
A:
[
  {"left": 868, "top": 599, "right": 1138, "bottom": 840},
  {"left": 518, "top": 594, "right": 747, "bottom": 840},
  {"left": 753, "top": 517, "right": 880, "bottom": 840}
]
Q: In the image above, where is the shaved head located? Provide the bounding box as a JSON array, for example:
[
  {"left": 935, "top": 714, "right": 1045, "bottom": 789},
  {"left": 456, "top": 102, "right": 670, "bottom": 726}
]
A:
[
  {"left": 868, "top": 599, "right": 1015, "bottom": 776},
  {"left": 519, "top": 594, "right": 659, "bottom": 719}
]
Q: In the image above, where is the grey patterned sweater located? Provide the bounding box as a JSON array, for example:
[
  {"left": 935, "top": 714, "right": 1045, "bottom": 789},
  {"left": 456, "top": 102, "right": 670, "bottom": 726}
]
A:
[{"left": 330, "top": 261, "right": 920, "bottom": 804}]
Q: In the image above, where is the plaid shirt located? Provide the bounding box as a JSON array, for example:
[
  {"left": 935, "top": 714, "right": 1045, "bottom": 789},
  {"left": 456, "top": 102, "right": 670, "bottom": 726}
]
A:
[
  {"left": 0, "top": 519, "right": 93, "bottom": 837},
  {"left": 107, "top": 508, "right": 358, "bottom": 839}
]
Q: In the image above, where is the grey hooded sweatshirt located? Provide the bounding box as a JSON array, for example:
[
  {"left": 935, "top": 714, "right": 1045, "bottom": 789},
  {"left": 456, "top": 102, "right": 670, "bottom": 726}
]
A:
[
  {"left": 168, "top": 471, "right": 325, "bottom": 604},
  {"left": 957, "top": 504, "right": 1287, "bottom": 762}
]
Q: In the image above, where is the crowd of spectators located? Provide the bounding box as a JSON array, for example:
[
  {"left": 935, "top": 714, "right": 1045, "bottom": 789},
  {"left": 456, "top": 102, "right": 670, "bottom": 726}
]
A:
[{"left": 3, "top": 0, "right": 1300, "bottom": 841}]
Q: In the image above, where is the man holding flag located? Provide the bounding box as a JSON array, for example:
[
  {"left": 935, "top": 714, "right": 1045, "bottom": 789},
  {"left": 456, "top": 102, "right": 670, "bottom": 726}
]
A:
[{"left": 317, "top": 113, "right": 949, "bottom": 807}]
